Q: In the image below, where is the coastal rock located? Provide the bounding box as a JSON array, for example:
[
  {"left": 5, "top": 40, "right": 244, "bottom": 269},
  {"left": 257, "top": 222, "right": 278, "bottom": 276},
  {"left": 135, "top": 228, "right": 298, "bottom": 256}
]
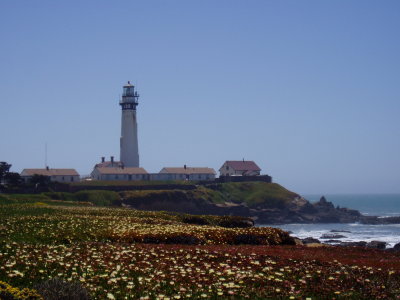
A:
[
  {"left": 118, "top": 185, "right": 398, "bottom": 225},
  {"left": 320, "top": 233, "right": 347, "bottom": 239},
  {"left": 366, "top": 241, "right": 386, "bottom": 250},
  {"left": 293, "top": 238, "right": 304, "bottom": 246},
  {"left": 393, "top": 243, "right": 400, "bottom": 251},
  {"left": 301, "top": 237, "right": 321, "bottom": 244},
  {"left": 323, "top": 239, "right": 342, "bottom": 244},
  {"left": 361, "top": 216, "right": 400, "bottom": 225},
  {"left": 340, "top": 241, "right": 368, "bottom": 247}
]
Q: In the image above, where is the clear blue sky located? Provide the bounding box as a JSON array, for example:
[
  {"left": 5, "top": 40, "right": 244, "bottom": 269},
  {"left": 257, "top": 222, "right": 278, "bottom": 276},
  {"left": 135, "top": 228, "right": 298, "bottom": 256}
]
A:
[{"left": 1, "top": 1, "right": 399, "bottom": 194}]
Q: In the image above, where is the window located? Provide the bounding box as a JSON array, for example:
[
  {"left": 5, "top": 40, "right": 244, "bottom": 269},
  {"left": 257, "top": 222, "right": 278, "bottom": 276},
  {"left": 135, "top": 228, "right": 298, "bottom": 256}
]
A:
[
  {"left": 226, "top": 166, "right": 229, "bottom": 170},
  {"left": 70, "top": 176, "right": 74, "bottom": 182}
]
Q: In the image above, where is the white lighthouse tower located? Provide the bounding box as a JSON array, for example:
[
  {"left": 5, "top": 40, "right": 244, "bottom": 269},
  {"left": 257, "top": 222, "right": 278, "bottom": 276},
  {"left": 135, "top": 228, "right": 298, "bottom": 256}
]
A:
[{"left": 119, "top": 81, "right": 140, "bottom": 167}]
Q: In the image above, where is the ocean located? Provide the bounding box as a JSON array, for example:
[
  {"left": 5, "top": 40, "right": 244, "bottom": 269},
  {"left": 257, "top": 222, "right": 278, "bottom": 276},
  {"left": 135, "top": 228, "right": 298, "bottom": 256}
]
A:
[{"left": 265, "top": 194, "right": 400, "bottom": 248}]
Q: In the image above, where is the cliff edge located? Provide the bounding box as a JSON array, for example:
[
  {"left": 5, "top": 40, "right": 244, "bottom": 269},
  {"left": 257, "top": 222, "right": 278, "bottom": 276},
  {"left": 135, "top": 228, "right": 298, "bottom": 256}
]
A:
[{"left": 119, "top": 182, "right": 366, "bottom": 224}]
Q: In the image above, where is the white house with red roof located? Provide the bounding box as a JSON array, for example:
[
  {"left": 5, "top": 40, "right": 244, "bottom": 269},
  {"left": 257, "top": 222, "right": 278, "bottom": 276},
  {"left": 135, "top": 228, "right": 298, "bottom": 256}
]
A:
[{"left": 219, "top": 160, "right": 261, "bottom": 177}]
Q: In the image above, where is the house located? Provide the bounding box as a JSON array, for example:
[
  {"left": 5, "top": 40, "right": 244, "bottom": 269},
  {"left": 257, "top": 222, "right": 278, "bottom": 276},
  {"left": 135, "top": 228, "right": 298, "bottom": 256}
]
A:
[
  {"left": 152, "top": 165, "right": 216, "bottom": 181},
  {"left": 91, "top": 166, "right": 149, "bottom": 181},
  {"left": 219, "top": 160, "right": 261, "bottom": 176},
  {"left": 20, "top": 168, "right": 80, "bottom": 183}
]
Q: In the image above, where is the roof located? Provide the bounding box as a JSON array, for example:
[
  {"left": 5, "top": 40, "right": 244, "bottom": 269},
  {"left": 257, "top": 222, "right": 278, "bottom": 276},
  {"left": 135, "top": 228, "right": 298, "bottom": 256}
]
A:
[
  {"left": 94, "top": 161, "right": 123, "bottom": 168},
  {"left": 21, "top": 169, "right": 79, "bottom": 176},
  {"left": 160, "top": 167, "right": 216, "bottom": 175},
  {"left": 223, "top": 161, "right": 261, "bottom": 172},
  {"left": 95, "top": 167, "right": 148, "bottom": 175}
]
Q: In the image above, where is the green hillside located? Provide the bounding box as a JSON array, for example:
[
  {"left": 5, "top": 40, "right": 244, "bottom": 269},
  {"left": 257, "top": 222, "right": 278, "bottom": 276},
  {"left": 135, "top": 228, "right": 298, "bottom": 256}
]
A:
[
  {"left": 1, "top": 181, "right": 299, "bottom": 209},
  {"left": 206, "top": 182, "right": 299, "bottom": 208},
  {"left": 120, "top": 182, "right": 299, "bottom": 209}
]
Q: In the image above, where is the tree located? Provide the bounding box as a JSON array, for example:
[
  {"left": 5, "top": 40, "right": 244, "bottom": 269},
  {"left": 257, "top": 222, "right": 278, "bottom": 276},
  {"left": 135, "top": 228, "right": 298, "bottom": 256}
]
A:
[
  {"left": 29, "top": 174, "right": 51, "bottom": 188},
  {"left": 4, "top": 172, "right": 23, "bottom": 188},
  {"left": 0, "top": 161, "right": 12, "bottom": 184}
]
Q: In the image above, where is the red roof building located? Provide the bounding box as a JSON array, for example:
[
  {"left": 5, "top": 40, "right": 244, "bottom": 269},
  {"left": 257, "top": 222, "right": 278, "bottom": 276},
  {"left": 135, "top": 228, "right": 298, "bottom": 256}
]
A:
[{"left": 219, "top": 160, "right": 261, "bottom": 176}]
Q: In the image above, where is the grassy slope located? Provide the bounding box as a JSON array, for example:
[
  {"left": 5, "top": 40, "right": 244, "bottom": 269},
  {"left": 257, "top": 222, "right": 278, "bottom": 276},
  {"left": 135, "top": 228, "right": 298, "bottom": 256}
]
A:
[
  {"left": 0, "top": 191, "right": 119, "bottom": 207},
  {"left": 1, "top": 181, "right": 299, "bottom": 210},
  {"left": 206, "top": 182, "right": 299, "bottom": 207},
  {"left": 121, "top": 182, "right": 300, "bottom": 209}
]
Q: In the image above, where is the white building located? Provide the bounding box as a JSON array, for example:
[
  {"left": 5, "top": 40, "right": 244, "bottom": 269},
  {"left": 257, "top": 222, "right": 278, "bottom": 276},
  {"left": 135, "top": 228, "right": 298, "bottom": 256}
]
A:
[
  {"left": 91, "top": 166, "right": 148, "bottom": 181},
  {"left": 120, "top": 81, "right": 140, "bottom": 167},
  {"left": 152, "top": 166, "right": 216, "bottom": 181},
  {"left": 219, "top": 160, "right": 261, "bottom": 176},
  {"left": 21, "top": 168, "right": 80, "bottom": 183}
]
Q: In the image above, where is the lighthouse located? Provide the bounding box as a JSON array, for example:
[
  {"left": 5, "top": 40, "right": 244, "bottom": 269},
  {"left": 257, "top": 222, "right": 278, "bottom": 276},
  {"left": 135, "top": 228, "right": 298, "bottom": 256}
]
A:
[{"left": 119, "top": 81, "right": 140, "bottom": 167}]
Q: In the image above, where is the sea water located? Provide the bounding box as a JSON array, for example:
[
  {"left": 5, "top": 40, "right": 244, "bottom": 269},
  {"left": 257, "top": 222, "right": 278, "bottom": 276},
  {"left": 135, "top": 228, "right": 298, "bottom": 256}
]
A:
[{"left": 265, "top": 194, "right": 400, "bottom": 248}]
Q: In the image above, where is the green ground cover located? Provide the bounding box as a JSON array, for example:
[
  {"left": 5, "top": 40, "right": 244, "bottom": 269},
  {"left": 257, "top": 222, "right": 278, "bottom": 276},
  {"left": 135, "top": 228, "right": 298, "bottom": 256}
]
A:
[
  {"left": 120, "top": 182, "right": 299, "bottom": 208},
  {"left": 205, "top": 182, "right": 299, "bottom": 207},
  {"left": 1, "top": 194, "right": 399, "bottom": 299}
]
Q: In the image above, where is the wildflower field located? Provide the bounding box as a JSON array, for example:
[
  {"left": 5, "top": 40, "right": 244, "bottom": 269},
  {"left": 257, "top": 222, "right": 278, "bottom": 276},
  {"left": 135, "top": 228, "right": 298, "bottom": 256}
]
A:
[{"left": 0, "top": 200, "right": 399, "bottom": 299}]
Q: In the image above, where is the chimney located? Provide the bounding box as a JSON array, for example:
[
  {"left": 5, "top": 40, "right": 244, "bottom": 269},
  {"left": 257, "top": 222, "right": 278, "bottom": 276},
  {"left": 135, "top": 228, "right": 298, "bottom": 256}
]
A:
[
  {"left": 111, "top": 156, "right": 114, "bottom": 165},
  {"left": 243, "top": 158, "right": 245, "bottom": 162},
  {"left": 101, "top": 157, "right": 105, "bottom": 163},
  {"left": 46, "top": 166, "right": 49, "bottom": 171},
  {"left": 184, "top": 164, "right": 187, "bottom": 170}
]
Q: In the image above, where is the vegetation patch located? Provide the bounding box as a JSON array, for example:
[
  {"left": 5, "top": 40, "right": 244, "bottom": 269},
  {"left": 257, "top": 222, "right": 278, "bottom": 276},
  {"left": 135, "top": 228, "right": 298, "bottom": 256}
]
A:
[
  {"left": 44, "top": 190, "right": 120, "bottom": 206},
  {"left": 0, "top": 281, "right": 43, "bottom": 300},
  {"left": 1, "top": 194, "right": 399, "bottom": 299},
  {"left": 205, "top": 182, "right": 299, "bottom": 208}
]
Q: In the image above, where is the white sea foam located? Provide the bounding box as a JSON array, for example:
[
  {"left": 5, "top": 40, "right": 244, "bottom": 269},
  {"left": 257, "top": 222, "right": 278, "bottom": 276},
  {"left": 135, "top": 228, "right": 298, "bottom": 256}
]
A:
[{"left": 265, "top": 223, "right": 400, "bottom": 248}]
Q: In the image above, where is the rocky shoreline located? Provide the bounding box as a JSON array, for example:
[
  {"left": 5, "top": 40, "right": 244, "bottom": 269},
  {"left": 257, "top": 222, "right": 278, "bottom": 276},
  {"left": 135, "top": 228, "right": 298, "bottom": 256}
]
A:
[
  {"left": 296, "top": 233, "right": 400, "bottom": 252},
  {"left": 253, "top": 196, "right": 400, "bottom": 225},
  {"left": 122, "top": 193, "right": 400, "bottom": 225}
]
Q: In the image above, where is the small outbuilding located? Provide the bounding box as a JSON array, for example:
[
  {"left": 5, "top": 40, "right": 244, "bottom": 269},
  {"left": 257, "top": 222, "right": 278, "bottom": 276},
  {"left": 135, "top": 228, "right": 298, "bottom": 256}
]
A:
[
  {"left": 219, "top": 160, "right": 261, "bottom": 177},
  {"left": 21, "top": 168, "right": 80, "bottom": 183}
]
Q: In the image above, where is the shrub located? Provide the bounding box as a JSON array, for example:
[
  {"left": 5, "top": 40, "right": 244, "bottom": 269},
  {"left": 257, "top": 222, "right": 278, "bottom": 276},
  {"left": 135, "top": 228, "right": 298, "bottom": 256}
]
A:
[
  {"left": 44, "top": 190, "right": 120, "bottom": 206},
  {"left": 34, "top": 278, "right": 91, "bottom": 300},
  {"left": 181, "top": 215, "right": 210, "bottom": 226},
  {"left": 164, "top": 234, "right": 202, "bottom": 245},
  {"left": 0, "top": 281, "right": 43, "bottom": 300},
  {"left": 215, "top": 216, "right": 254, "bottom": 228},
  {"left": 233, "top": 233, "right": 264, "bottom": 245},
  {"left": 74, "top": 190, "right": 119, "bottom": 206}
]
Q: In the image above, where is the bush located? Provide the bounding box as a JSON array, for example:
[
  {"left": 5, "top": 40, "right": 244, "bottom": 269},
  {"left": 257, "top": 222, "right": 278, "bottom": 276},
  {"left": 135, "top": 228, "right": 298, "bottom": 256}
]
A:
[
  {"left": 164, "top": 234, "right": 202, "bottom": 245},
  {"left": 34, "top": 278, "right": 91, "bottom": 300},
  {"left": 181, "top": 215, "right": 210, "bottom": 226},
  {"left": 74, "top": 190, "right": 119, "bottom": 206},
  {"left": 215, "top": 216, "right": 254, "bottom": 228},
  {"left": 44, "top": 190, "right": 120, "bottom": 206},
  {"left": 0, "top": 281, "right": 43, "bottom": 300},
  {"left": 233, "top": 233, "right": 264, "bottom": 245}
]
